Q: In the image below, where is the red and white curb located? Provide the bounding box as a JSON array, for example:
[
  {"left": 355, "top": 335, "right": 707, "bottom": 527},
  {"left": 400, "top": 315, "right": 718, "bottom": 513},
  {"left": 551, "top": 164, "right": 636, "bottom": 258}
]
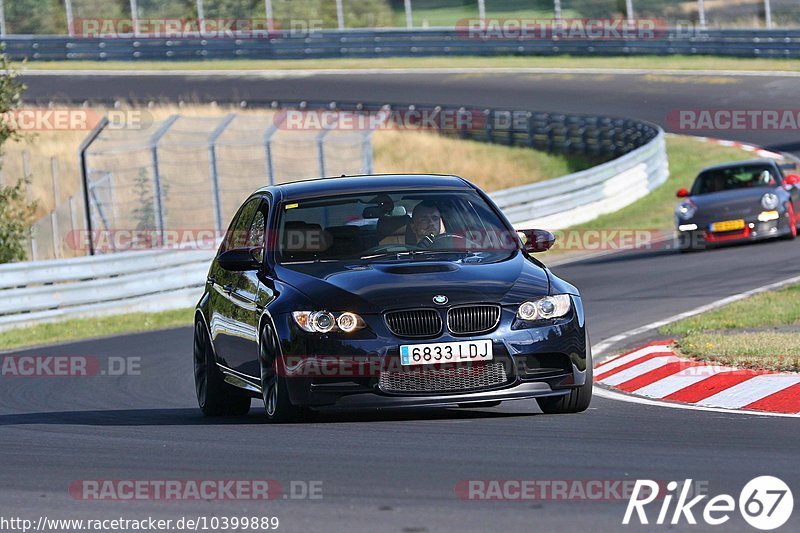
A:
[{"left": 595, "top": 340, "right": 800, "bottom": 415}]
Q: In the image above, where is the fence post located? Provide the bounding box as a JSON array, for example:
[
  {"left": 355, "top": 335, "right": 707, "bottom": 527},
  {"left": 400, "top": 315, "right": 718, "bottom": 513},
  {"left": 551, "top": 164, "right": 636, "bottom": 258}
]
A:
[
  {"left": 78, "top": 117, "right": 110, "bottom": 255},
  {"left": 361, "top": 131, "right": 373, "bottom": 174},
  {"left": 554, "top": 0, "right": 562, "bottom": 21},
  {"left": 764, "top": 0, "right": 773, "bottom": 29},
  {"left": 336, "top": 0, "right": 344, "bottom": 30},
  {"left": 477, "top": 0, "right": 486, "bottom": 24},
  {"left": 148, "top": 115, "right": 179, "bottom": 245},
  {"left": 264, "top": 0, "right": 274, "bottom": 31},
  {"left": 316, "top": 129, "right": 329, "bottom": 177},
  {"left": 129, "top": 0, "right": 140, "bottom": 37},
  {"left": 208, "top": 113, "right": 236, "bottom": 234},
  {"left": 65, "top": 0, "right": 75, "bottom": 36},
  {"left": 625, "top": 0, "right": 634, "bottom": 24},
  {"left": 196, "top": 0, "right": 205, "bottom": 34},
  {"left": 0, "top": 0, "right": 6, "bottom": 36},
  {"left": 264, "top": 113, "right": 285, "bottom": 186},
  {"left": 697, "top": 0, "right": 706, "bottom": 29},
  {"left": 50, "top": 157, "right": 60, "bottom": 207},
  {"left": 404, "top": 0, "right": 413, "bottom": 28},
  {"left": 69, "top": 196, "right": 79, "bottom": 253},
  {"left": 22, "top": 150, "right": 30, "bottom": 180},
  {"left": 50, "top": 210, "right": 60, "bottom": 259}
]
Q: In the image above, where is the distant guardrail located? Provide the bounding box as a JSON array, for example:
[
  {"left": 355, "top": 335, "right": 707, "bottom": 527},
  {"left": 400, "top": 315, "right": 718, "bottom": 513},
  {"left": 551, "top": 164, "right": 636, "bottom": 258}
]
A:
[
  {"left": 4, "top": 28, "right": 800, "bottom": 61},
  {"left": 0, "top": 249, "right": 213, "bottom": 332},
  {"left": 0, "top": 100, "right": 666, "bottom": 329}
]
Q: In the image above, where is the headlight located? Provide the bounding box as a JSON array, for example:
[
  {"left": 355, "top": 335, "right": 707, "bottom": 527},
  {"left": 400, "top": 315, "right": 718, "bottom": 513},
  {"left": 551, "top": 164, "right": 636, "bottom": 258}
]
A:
[
  {"left": 292, "top": 311, "right": 365, "bottom": 333},
  {"left": 516, "top": 295, "right": 571, "bottom": 321},
  {"left": 676, "top": 201, "right": 697, "bottom": 221},
  {"left": 761, "top": 193, "right": 779, "bottom": 210}
]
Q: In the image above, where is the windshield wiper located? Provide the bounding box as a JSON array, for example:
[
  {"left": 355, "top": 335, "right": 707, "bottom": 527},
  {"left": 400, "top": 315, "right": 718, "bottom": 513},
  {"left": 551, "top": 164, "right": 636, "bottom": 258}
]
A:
[{"left": 359, "top": 251, "right": 408, "bottom": 260}]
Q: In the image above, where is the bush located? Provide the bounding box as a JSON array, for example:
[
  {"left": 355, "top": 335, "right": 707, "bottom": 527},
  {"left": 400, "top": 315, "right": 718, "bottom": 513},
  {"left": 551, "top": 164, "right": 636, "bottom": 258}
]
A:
[{"left": 0, "top": 48, "right": 37, "bottom": 263}]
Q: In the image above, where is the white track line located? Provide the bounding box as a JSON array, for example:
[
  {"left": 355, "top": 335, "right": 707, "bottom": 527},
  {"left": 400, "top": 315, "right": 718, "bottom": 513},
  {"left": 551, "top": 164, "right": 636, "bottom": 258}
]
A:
[
  {"left": 592, "top": 274, "right": 800, "bottom": 358},
  {"left": 18, "top": 67, "right": 800, "bottom": 78}
]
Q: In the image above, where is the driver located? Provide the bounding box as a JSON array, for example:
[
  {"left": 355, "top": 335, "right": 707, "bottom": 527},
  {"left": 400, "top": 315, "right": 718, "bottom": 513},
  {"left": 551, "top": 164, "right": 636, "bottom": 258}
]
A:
[{"left": 410, "top": 201, "right": 444, "bottom": 245}]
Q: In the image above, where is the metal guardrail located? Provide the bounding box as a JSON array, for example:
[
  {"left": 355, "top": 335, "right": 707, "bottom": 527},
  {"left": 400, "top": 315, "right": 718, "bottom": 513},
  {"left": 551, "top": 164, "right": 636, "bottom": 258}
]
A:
[
  {"left": 491, "top": 130, "right": 668, "bottom": 228},
  {"left": 0, "top": 101, "right": 667, "bottom": 330},
  {"left": 0, "top": 249, "right": 213, "bottom": 331},
  {"left": 4, "top": 28, "right": 800, "bottom": 60}
]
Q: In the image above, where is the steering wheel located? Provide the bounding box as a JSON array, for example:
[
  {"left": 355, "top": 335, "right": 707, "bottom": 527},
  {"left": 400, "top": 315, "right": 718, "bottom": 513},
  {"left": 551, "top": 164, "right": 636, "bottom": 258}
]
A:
[{"left": 417, "top": 233, "right": 471, "bottom": 249}]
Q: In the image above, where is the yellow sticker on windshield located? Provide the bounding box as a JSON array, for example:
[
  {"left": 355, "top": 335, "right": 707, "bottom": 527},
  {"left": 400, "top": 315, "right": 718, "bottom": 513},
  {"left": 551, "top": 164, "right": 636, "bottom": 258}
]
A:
[{"left": 285, "top": 203, "right": 299, "bottom": 210}]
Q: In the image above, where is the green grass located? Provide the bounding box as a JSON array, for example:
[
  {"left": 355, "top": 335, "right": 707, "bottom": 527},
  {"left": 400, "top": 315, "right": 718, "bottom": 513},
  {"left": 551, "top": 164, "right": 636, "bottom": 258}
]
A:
[
  {"left": 662, "top": 284, "right": 800, "bottom": 335},
  {"left": 390, "top": 0, "right": 572, "bottom": 27},
  {"left": 662, "top": 284, "right": 800, "bottom": 371},
  {"left": 0, "top": 308, "right": 194, "bottom": 351},
  {"left": 571, "top": 135, "right": 756, "bottom": 231},
  {"left": 16, "top": 55, "right": 800, "bottom": 72}
]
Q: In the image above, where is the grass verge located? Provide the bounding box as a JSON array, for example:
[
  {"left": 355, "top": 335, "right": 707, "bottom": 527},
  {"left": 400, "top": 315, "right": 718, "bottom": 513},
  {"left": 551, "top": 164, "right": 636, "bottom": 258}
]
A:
[
  {"left": 660, "top": 284, "right": 800, "bottom": 371},
  {"left": 571, "top": 135, "right": 757, "bottom": 232},
  {"left": 0, "top": 308, "right": 194, "bottom": 351},
  {"left": 17, "top": 55, "right": 800, "bottom": 73}
]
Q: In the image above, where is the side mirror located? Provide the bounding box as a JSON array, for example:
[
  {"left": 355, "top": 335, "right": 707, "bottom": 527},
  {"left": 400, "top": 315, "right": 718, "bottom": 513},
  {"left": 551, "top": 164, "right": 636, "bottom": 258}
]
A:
[
  {"left": 218, "top": 247, "right": 262, "bottom": 271},
  {"left": 784, "top": 174, "right": 800, "bottom": 187},
  {"left": 677, "top": 188, "right": 690, "bottom": 198},
  {"left": 517, "top": 229, "right": 556, "bottom": 253}
]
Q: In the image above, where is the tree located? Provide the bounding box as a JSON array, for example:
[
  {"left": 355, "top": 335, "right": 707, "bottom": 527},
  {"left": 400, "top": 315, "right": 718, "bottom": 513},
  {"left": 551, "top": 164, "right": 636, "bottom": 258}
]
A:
[{"left": 0, "top": 46, "right": 37, "bottom": 263}]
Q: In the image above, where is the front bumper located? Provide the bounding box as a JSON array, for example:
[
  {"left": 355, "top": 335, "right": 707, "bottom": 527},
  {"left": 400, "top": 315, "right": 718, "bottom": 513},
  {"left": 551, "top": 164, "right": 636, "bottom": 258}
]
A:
[
  {"left": 272, "top": 297, "right": 589, "bottom": 407},
  {"left": 677, "top": 214, "right": 793, "bottom": 247}
]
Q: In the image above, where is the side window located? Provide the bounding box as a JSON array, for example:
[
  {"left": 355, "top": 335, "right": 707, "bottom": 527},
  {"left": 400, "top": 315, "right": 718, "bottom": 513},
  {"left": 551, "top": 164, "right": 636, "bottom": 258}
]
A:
[
  {"left": 247, "top": 208, "right": 267, "bottom": 263},
  {"left": 220, "top": 198, "right": 261, "bottom": 254}
]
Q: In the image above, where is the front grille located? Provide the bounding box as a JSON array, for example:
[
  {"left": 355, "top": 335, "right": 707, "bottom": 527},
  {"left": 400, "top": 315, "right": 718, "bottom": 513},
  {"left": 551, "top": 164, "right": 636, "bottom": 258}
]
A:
[
  {"left": 384, "top": 309, "right": 442, "bottom": 338},
  {"left": 447, "top": 305, "right": 501, "bottom": 335},
  {"left": 379, "top": 360, "right": 509, "bottom": 394}
]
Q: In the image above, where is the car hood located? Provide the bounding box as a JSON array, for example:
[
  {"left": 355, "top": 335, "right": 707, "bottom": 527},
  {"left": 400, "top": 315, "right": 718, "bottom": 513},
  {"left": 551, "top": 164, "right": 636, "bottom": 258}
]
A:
[
  {"left": 274, "top": 252, "right": 550, "bottom": 314},
  {"left": 690, "top": 188, "right": 773, "bottom": 214}
]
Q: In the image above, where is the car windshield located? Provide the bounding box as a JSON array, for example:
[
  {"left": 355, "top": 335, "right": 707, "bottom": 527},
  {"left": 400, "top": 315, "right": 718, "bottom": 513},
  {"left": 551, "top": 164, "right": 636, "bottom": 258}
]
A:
[
  {"left": 691, "top": 164, "right": 779, "bottom": 195},
  {"left": 277, "top": 190, "right": 518, "bottom": 263}
]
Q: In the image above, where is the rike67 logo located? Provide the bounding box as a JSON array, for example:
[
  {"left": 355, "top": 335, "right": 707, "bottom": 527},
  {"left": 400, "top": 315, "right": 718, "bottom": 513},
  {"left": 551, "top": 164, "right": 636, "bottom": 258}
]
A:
[{"left": 624, "top": 476, "right": 793, "bottom": 530}]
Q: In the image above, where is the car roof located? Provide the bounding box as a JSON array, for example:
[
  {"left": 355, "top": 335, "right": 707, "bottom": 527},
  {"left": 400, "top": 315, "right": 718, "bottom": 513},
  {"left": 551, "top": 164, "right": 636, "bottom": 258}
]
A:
[
  {"left": 258, "top": 174, "right": 473, "bottom": 201},
  {"left": 698, "top": 159, "right": 779, "bottom": 174}
]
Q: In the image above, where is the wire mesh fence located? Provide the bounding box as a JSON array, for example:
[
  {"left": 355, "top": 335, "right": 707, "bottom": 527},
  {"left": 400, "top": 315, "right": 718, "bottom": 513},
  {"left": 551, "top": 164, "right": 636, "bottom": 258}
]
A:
[
  {"left": 2, "top": 1, "right": 798, "bottom": 36},
  {"left": 79, "top": 112, "right": 374, "bottom": 255}
]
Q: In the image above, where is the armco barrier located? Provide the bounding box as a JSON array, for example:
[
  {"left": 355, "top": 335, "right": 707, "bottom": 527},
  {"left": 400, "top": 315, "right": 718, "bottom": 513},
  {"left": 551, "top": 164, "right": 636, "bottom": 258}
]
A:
[
  {"left": 0, "top": 249, "right": 213, "bottom": 332},
  {"left": 4, "top": 28, "right": 800, "bottom": 61},
  {"left": 0, "top": 102, "right": 667, "bottom": 330}
]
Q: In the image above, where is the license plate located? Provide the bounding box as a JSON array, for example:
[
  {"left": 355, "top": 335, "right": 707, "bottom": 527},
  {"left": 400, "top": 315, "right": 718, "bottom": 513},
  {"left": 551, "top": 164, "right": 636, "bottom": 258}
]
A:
[
  {"left": 710, "top": 219, "right": 745, "bottom": 233},
  {"left": 400, "top": 340, "right": 493, "bottom": 366}
]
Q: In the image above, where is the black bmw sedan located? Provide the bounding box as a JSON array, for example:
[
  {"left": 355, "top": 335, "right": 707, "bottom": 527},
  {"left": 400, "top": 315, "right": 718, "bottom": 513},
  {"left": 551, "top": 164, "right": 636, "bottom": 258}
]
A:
[{"left": 193, "top": 174, "right": 591, "bottom": 422}]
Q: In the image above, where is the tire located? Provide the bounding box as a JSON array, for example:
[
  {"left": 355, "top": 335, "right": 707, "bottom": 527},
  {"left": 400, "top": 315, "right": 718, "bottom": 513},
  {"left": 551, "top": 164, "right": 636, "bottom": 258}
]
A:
[
  {"left": 536, "top": 358, "right": 593, "bottom": 415},
  {"left": 458, "top": 401, "right": 502, "bottom": 408},
  {"left": 193, "top": 320, "right": 251, "bottom": 416},
  {"left": 259, "top": 324, "right": 305, "bottom": 423},
  {"left": 784, "top": 204, "right": 797, "bottom": 240}
]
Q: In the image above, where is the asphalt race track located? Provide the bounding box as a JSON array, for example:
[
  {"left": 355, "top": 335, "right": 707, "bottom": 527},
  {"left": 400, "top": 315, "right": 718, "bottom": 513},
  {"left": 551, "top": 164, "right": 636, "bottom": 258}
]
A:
[{"left": 3, "top": 70, "right": 800, "bottom": 532}]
